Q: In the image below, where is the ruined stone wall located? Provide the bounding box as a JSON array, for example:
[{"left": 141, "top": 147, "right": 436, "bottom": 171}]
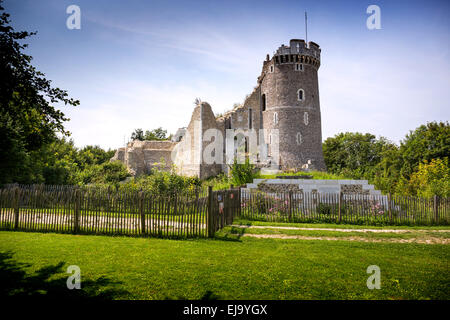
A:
[
  {"left": 111, "top": 140, "right": 177, "bottom": 176},
  {"left": 171, "top": 102, "right": 222, "bottom": 179},
  {"left": 172, "top": 104, "right": 202, "bottom": 177}
]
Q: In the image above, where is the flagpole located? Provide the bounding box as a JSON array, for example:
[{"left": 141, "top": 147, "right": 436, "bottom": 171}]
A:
[{"left": 305, "top": 11, "right": 308, "bottom": 45}]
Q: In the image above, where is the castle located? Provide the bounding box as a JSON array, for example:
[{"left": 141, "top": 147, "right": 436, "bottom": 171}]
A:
[{"left": 112, "top": 39, "right": 327, "bottom": 179}]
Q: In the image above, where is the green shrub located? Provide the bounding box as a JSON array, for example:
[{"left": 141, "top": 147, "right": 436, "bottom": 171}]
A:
[
  {"left": 229, "top": 158, "right": 258, "bottom": 186},
  {"left": 122, "top": 167, "right": 201, "bottom": 195},
  {"left": 75, "top": 161, "right": 130, "bottom": 187},
  {"left": 317, "top": 203, "right": 332, "bottom": 215}
]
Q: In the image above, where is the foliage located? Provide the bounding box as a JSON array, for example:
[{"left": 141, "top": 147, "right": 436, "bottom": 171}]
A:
[
  {"left": 121, "top": 166, "right": 201, "bottom": 194},
  {"left": 130, "top": 129, "right": 144, "bottom": 141},
  {"left": 131, "top": 127, "right": 169, "bottom": 141},
  {"left": 323, "top": 122, "right": 450, "bottom": 197},
  {"left": 409, "top": 158, "right": 450, "bottom": 198},
  {"left": 317, "top": 203, "right": 332, "bottom": 215},
  {"left": 323, "top": 132, "right": 395, "bottom": 179},
  {"left": 76, "top": 145, "right": 116, "bottom": 171},
  {"left": 75, "top": 161, "right": 130, "bottom": 187},
  {"left": 0, "top": 3, "right": 79, "bottom": 184},
  {"left": 204, "top": 173, "right": 232, "bottom": 190},
  {"left": 229, "top": 158, "right": 258, "bottom": 186},
  {"left": 398, "top": 121, "right": 450, "bottom": 178}
]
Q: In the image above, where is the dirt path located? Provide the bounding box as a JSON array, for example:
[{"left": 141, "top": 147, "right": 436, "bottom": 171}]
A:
[
  {"left": 243, "top": 233, "right": 450, "bottom": 244},
  {"left": 231, "top": 225, "right": 450, "bottom": 233}
]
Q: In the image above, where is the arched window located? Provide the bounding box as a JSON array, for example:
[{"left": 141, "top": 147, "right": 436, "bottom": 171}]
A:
[
  {"left": 270, "top": 65, "right": 274, "bottom": 73},
  {"left": 273, "top": 112, "right": 278, "bottom": 125},
  {"left": 261, "top": 94, "right": 266, "bottom": 111},
  {"left": 304, "top": 112, "right": 309, "bottom": 125},
  {"left": 297, "top": 89, "right": 305, "bottom": 101},
  {"left": 296, "top": 132, "right": 303, "bottom": 145}
]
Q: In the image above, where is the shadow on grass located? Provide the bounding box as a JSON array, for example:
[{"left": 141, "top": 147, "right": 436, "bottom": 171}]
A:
[
  {"left": 212, "top": 226, "right": 247, "bottom": 242},
  {"left": 0, "top": 251, "right": 129, "bottom": 299},
  {"left": 163, "top": 290, "right": 220, "bottom": 300}
]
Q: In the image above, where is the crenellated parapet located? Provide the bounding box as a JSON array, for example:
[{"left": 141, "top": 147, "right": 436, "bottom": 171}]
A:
[{"left": 264, "top": 39, "right": 321, "bottom": 71}]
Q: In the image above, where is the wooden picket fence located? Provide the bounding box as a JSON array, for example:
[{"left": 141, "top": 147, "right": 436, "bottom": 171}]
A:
[
  {"left": 0, "top": 185, "right": 240, "bottom": 238},
  {"left": 1, "top": 185, "right": 448, "bottom": 239},
  {"left": 240, "top": 189, "right": 450, "bottom": 226}
]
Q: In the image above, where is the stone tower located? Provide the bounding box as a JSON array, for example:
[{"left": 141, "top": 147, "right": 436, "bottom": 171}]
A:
[{"left": 258, "top": 39, "right": 326, "bottom": 171}]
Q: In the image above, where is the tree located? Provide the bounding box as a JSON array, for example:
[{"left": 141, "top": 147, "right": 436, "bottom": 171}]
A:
[
  {"left": 409, "top": 158, "right": 450, "bottom": 198},
  {"left": 131, "top": 128, "right": 144, "bottom": 141},
  {"left": 131, "top": 127, "right": 168, "bottom": 141},
  {"left": 76, "top": 145, "right": 115, "bottom": 170},
  {"left": 398, "top": 121, "right": 450, "bottom": 178},
  {"left": 144, "top": 127, "right": 168, "bottom": 140},
  {"left": 323, "top": 132, "right": 395, "bottom": 178},
  {"left": 75, "top": 161, "right": 130, "bottom": 187},
  {"left": 0, "top": 3, "right": 79, "bottom": 184}
]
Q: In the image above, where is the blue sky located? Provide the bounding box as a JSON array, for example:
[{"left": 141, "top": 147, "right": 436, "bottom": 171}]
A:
[{"left": 4, "top": 0, "right": 450, "bottom": 150}]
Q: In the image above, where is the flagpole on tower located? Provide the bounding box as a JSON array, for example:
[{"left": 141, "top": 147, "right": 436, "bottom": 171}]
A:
[{"left": 305, "top": 11, "right": 308, "bottom": 45}]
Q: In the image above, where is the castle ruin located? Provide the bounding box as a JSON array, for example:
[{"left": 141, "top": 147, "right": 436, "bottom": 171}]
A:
[{"left": 112, "top": 39, "right": 327, "bottom": 179}]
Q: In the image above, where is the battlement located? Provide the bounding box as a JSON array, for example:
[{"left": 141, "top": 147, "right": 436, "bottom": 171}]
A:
[{"left": 269, "top": 39, "right": 320, "bottom": 68}]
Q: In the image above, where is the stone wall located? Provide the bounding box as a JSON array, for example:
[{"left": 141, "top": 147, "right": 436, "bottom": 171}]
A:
[
  {"left": 171, "top": 102, "right": 222, "bottom": 179},
  {"left": 111, "top": 140, "right": 177, "bottom": 176}
]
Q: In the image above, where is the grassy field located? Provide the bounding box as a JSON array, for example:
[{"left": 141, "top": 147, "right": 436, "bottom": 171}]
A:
[{"left": 0, "top": 229, "right": 449, "bottom": 300}]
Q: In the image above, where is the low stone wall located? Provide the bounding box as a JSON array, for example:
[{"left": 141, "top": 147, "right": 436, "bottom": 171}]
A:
[
  {"left": 253, "top": 180, "right": 378, "bottom": 195},
  {"left": 257, "top": 183, "right": 302, "bottom": 193},
  {"left": 341, "top": 184, "right": 370, "bottom": 195}
]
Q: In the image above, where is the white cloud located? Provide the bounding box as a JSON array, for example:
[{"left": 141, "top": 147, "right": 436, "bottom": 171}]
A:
[{"left": 63, "top": 79, "right": 244, "bottom": 149}]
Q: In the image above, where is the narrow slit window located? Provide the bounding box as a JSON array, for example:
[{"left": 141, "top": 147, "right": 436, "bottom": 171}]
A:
[
  {"left": 296, "top": 132, "right": 302, "bottom": 145},
  {"left": 297, "top": 89, "right": 304, "bottom": 101}
]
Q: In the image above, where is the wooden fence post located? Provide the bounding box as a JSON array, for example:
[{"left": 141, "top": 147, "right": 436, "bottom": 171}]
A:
[
  {"left": 388, "top": 193, "right": 392, "bottom": 223},
  {"left": 238, "top": 186, "right": 242, "bottom": 218},
  {"left": 139, "top": 191, "right": 145, "bottom": 235},
  {"left": 338, "top": 191, "right": 342, "bottom": 223},
  {"left": 207, "top": 186, "right": 214, "bottom": 238},
  {"left": 14, "top": 187, "right": 20, "bottom": 229},
  {"left": 434, "top": 195, "right": 439, "bottom": 224},
  {"left": 288, "top": 191, "right": 293, "bottom": 222},
  {"left": 73, "top": 189, "right": 81, "bottom": 233}
]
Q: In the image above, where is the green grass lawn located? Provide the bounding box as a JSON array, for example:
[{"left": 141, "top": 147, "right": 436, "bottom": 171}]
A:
[{"left": 0, "top": 230, "right": 448, "bottom": 300}]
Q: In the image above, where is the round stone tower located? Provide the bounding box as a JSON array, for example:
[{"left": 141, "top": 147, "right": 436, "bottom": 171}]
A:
[{"left": 259, "top": 39, "right": 326, "bottom": 171}]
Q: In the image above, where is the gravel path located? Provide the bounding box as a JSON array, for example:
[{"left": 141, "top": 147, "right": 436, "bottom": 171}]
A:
[
  {"left": 243, "top": 233, "right": 450, "bottom": 244},
  {"left": 231, "top": 225, "right": 450, "bottom": 233}
]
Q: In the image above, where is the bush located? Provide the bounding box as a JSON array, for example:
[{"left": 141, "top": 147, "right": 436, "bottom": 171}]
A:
[
  {"left": 122, "top": 167, "right": 201, "bottom": 195},
  {"left": 229, "top": 158, "right": 258, "bottom": 186},
  {"left": 75, "top": 161, "right": 130, "bottom": 187},
  {"left": 317, "top": 203, "right": 332, "bottom": 215}
]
